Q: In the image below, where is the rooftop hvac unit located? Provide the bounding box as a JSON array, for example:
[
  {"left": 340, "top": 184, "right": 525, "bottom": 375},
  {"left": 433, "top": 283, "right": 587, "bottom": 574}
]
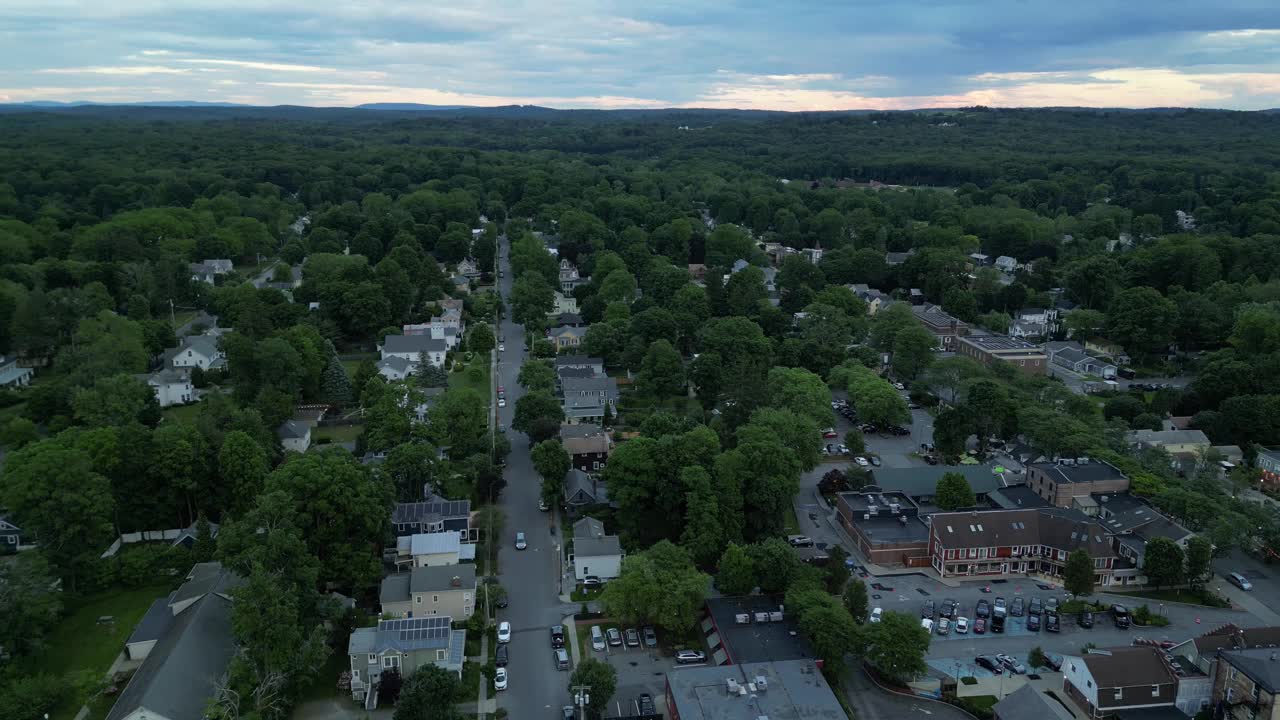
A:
[
  {"left": 889, "top": 503, "right": 901, "bottom": 513},
  {"left": 755, "top": 676, "right": 768, "bottom": 691},
  {"left": 867, "top": 505, "right": 878, "bottom": 515},
  {"left": 769, "top": 611, "right": 783, "bottom": 622},
  {"left": 754, "top": 612, "right": 770, "bottom": 623},
  {"left": 735, "top": 613, "right": 751, "bottom": 624},
  {"left": 863, "top": 514, "right": 870, "bottom": 520},
  {"left": 726, "top": 678, "right": 739, "bottom": 694},
  {"left": 1077, "top": 457, "right": 1090, "bottom": 465}
]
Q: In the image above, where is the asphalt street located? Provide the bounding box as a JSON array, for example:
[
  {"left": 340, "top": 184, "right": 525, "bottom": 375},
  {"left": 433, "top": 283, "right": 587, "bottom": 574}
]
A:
[{"left": 492, "top": 240, "right": 576, "bottom": 718}]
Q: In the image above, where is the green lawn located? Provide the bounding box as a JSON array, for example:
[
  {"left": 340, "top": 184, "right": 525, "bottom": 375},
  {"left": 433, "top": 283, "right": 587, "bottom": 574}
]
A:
[
  {"left": 36, "top": 584, "right": 175, "bottom": 719},
  {"left": 449, "top": 355, "right": 492, "bottom": 405},
  {"left": 1109, "top": 588, "right": 1229, "bottom": 607},
  {"left": 783, "top": 506, "right": 802, "bottom": 536},
  {"left": 570, "top": 586, "right": 604, "bottom": 602},
  {"left": 615, "top": 392, "right": 702, "bottom": 429},
  {"left": 312, "top": 424, "right": 365, "bottom": 444},
  {"left": 161, "top": 403, "right": 202, "bottom": 425}
]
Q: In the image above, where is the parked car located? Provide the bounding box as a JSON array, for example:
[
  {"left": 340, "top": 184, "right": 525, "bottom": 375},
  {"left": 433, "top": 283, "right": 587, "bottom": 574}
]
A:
[
  {"left": 582, "top": 575, "right": 602, "bottom": 588},
  {"left": 624, "top": 628, "right": 641, "bottom": 647},
  {"left": 997, "top": 654, "right": 1026, "bottom": 674},
  {"left": 675, "top": 650, "right": 707, "bottom": 665},
  {"left": 550, "top": 625, "right": 566, "bottom": 648},
  {"left": 1113, "top": 604, "right": 1132, "bottom": 628},
  {"left": 591, "top": 625, "right": 605, "bottom": 651},
  {"left": 869, "top": 456, "right": 882, "bottom": 466},
  {"left": 940, "top": 599, "right": 957, "bottom": 618},
  {"left": 1046, "top": 597, "right": 1059, "bottom": 613},
  {"left": 991, "top": 615, "right": 1005, "bottom": 633},
  {"left": 494, "top": 667, "right": 508, "bottom": 690},
  {"left": 637, "top": 694, "right": 656, "bottom": 716},
  {"left": 936, "top": 618, "right": 951, "bottom": 635},
  {"left": 924, "top": 455, "right": 939, "bottom": 465},
  {"left": 993, "top": 597, "right": 1007, "bottom": 616},
  {"left": 606, "top": 627, "right": 623, "bottom": 647},
  {"left": 1028, "top": 597, "right": 1043, "bottom": 616},
  {"left": 870, "top": 607, "right": 883, "bottom": 623},
  {"left": 498, "top": 398, "right": 506, "bottom": 407},
  {"left": 975, "top": 655, "right": 1001, "bottom": 673},
  {"left": 515, "top": 532, "right": 527, "bottom": 550},
  {"left": 1044, "top": 653, "right": 1064, "bottom": 671},
  {"left": 1079, "top": 611, "right": 1095, "bottom": 628},
  {"left": 921, "top": 617, "right": 935, "bottom": 633},
  {"left": 854, "top": 456, "right": 870, "bottom": 467},
  {"left": 787, "top": 535, "right": 815, "bottom": 547},
  {"left": 921, "top": 600, "right": 935, "bottom": 618},
  {"left": 975, "top": 599, "right": 991, "bottom": 618},
  {"left": 562, "top": 707, "right": 575, "bottom": 720},
  {"left": 1027, "top": 613, "right": 1041, "bottom": 632},
  {"left": 822, "top": 428, "right": 839, "bottom": 438},
  {"left": 498, "top": 621, "right": 512, "bottom": 644},
  {"left": 974, "top": 617, "right": 987, "bottom": 634},
  {"left": 554, "top": 648, "right": 570, "bottom": 670},
  {"left": 1229, "top": 572, "right": 1253, "bottom": 591},
  {"left": 642, "top": 626, "right": 658, "bottom": 648},
  {"left": 1011, "top": 597, "right": 1025, "bottom": 617},
  {"left": 955, "top": 616, "right": 969, "bottom": 634},
  {"left": 1046, "top": 612, "right": 1060, "bottom": 633},
  {"left": 495, "top": 643, "right": 509, "bottom": 667},
  {"left": 498, "top": 344, "right": 505, "bottom": 352}
]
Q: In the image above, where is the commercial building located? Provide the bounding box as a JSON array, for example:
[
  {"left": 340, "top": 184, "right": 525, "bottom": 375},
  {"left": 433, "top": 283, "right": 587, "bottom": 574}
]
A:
[
  {"left": 911, "top": 304, "right": 970, "bottom": 350},
  {"left": 702, "top": 597, "right": 813, "bottom": 666},
  {"left": 665, "top": 660, "right": 845, "bottom": 720},
  {"left": 866, "top": 464, "right": 1015, "bottom": 506},
  {"left": 835, "top": 490, "right": 931, "bottom": 566},
  {"left": 928, "top": 507, "right": 1121, "bottom": 584},
  {"left": 1026, "top": 458, "right": 1129, "bottom": 508},
  {"left": 956, "top": 335, "right": 1048, "bottom": 375}
]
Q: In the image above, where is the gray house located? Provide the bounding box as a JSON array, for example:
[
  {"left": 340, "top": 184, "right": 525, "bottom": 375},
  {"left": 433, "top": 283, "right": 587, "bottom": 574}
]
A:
[
  {"left": 107, "top": 562, "right": 243, "bottom": 720},
  {"left": 391, "top": 499, "right": 471, "bottom": 537},
  {"left": 564, "top": 469, "right": 613, "bottom": 508},
  {"left": 0, "top": 515, "right": 23, "bottom": 548},
  {"left": 349, "top": 616, "right": 466, "bottom": 710},
  {"left": 561, "top": 375, "right": 619, "bottom": 424},
  {"left": 555, "top": 355, "right": 605, "bottom": 376},
  {"left": 379, "top": 565, "right": 477, "bottom": 620}
]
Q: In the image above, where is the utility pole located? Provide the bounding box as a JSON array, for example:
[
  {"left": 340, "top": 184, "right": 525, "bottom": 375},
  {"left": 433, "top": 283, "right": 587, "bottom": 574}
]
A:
[
  {"left": 169, "top": 298, "right": 177, "bottom": 329},
  {"left": 572, "top": 685, "right": 591, "bottom": 720}
]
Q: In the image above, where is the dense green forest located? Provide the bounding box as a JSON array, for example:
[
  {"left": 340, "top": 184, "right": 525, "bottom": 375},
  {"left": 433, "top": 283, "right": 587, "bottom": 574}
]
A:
[{"left": 3, "top": 106, "right": 1280, "bottom": 719}]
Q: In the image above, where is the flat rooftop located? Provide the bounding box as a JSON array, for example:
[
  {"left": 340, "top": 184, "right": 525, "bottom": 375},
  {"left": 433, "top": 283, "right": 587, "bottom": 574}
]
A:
[
  {"left": 851, "top": 516, "right": 931, "bottom": 546},
  {"left": 838, "top": 490, "right": 918, "bottom": 514},
  {"left": 960, "top": 334, "right": 1044, "bottom": 352},
  {"left": 706, "top": 596, "right": 812, "bottom": 665},
  {"left": 989, "top": 484, "right": 1049, "bottom": 510},
  {"left": 666, "top": 660, "right": 846, "bottom": 720},
  {"left": 1028, "top": 459, "right": 1126, "bottom": 484}
]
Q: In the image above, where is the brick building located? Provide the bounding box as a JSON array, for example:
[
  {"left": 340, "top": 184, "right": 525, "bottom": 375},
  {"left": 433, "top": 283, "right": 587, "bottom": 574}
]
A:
[
  {"left": 1026, "top": 458, "right": 1129, "bottom": 508},
  {"left": 928, "top": 507, "right": 1121, "bottom": 585},
  {"left": 911, "top": 304, "right": 970, "bottom": 350},
  {"left": 956, "top": 335, "right": 1048, "bottom": 375},
  {"left": 835, "top": 491, "right": 931, "bottom": 566},
  {"left": 1213, "top": 647, "right": 1280, "bottom": 720}
]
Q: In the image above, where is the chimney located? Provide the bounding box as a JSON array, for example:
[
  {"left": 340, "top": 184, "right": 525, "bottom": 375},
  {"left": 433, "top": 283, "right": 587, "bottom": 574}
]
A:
[{"left": 451, "top": 576, "right": 461, "bottom": 587}]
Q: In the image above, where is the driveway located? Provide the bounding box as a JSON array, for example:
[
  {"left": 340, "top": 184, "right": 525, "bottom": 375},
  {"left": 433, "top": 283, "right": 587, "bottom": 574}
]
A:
[
  {"left": 492, "top": 238, "right": 578, "bottom": 717},
  {"left": 842, "top": 665, "right": 974, "bottom": 720}
]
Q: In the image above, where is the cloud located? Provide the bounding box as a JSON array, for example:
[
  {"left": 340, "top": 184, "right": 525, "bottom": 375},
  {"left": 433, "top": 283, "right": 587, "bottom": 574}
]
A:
[
  {"left": 37, "top": 66, "right": 191, "bottom": 76},
  {"left": 171, "top": 58, "right": 336, "bottom": 73}
]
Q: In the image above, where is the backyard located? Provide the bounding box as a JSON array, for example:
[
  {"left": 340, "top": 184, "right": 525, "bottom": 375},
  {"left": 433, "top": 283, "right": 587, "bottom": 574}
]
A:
[
  {"left": 449, "top": 353, "right": 492, "bottom": 405},
  {"left": 35, "top": 583, "right": 176, "bottom": 719},
  {"left": 614, "top": 391, "right": 702, "bottom": 431},
  {"left": 312, "top": 423, "right": 366, "bottom": 445}
]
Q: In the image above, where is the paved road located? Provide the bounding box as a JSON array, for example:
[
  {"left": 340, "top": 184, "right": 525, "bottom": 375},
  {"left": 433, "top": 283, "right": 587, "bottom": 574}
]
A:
[
  {"left": 492, "top": 239, "right": 575, "bottom": 718},
  {"left": 842, "top": 665, "right": 972, "bottom": 720}
]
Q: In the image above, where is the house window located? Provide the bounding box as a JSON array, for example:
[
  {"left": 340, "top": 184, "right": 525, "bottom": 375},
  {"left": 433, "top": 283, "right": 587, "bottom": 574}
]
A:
[
  {"left": 383, "top": 656, "right": 400, "bottom": 668},
  {"left": 592, "top": 461, "right": 600, "bottom": 470},
  {"left": 1114, "top": 690, "right": 1123, "bottom": 701},
  {"left": 1057, "top": 550, "right": 1067, "bottom": 561},
  {"left": 1151, "top": 685, "right": 1159, "bottom": 697},
  {"left": 368, "top": 654, "right": 376, "bottom": 663},
  {"left": 353, "top": 669, "right": 360, "bottom": 681},
  {"left": 1086, "top": 680, "right": 1092, "bottom": 688},
  {"left": 415, "top": 596, "right": 422, "bottom": 604},
  {"left": 433, "top": 594, "right": 439, "bottom": 602},
  {"left": 437, "top": 650, "right": 446, "bottom": 661}
]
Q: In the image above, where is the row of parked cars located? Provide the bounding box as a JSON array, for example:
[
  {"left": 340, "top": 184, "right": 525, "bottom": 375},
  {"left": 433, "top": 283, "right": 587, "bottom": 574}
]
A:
[{"left": 915, "top": 596, "right": 1134, "bottom": 637}]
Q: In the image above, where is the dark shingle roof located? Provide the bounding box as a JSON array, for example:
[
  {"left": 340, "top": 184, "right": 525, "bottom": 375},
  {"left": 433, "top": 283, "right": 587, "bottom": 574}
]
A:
[
  {"left": 392, "top": 500, "right": 471, "bottom": 525},
  {"left": 127, "top": 594, "right": 176, "bottom": 646},
  {"left": 993, "top": 684, "right": 1076, "bottom": 720},
  {"left": 1080, "top": 647, "right": 1175, "bottom": 688},
  {"left": 1220, "top": 648, "right": 1280, "bottom": 693}
]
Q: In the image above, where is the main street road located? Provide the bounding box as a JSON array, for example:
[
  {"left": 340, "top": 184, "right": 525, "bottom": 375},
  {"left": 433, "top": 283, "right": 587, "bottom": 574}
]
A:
[{"left": 492, "top": 241, "right": 575, "bottom": 718}]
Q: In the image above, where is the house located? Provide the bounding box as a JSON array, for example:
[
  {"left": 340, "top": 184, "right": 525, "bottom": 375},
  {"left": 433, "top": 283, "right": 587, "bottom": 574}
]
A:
[
  {"left": 928, "top": 507, "right": 1121, "bottom": 584},
  {"left": 456, "top": 259, "right": 480, "bottom": 279},
  {"left": 1026, "top": 458, "right": 1129, "bottom": 508},
  {"left": 687, "top": 264, "right": 707, "bottom": 281},
  {"left": 848, "top": 284, "right": 893, "bottom": 315},
  {"left": 1258, "top": 447, "right": 1280, "bottom": 486},
  {"left": 1095, "top": 494, "right": 1194, "bottom": 575},
  {"left": 560, "top": 425, "right": 613, "bottom": 473},
  {"left": 278, "top": 420, "right": 312, "bottom": 453},
  {"left": 1128, "top": 429, "right": 1211, "bottom": 456},
  {"left": 1010, "top": 319, "right": 1048, "bottom": 340},
  {"left": 548, "top": 324, "right": 588, "bottom": 350},
  {"left": 1018, "top": 307, "right": 1058, "bottom": 330},
  {"left": 107, "top": 563, "right": 242, "bottom": 720},
  {"left": 994, "top": 256, "right": 1019, "bottom": 273},
  {"left": 993, "top": 684, "right": 1076, "bottom": 720},
  {"left": 379, "top": 565, "right": 477, "bottom": 620},
  {"left": 1212, "top": 647, "right": 1280, "bottom": 720},
  {"left": 403, "top": 314, "right": 463, "bottom": 351},
  {"left": 189, "top": 259, "right": 233, "bottom": 284},
  {"left": 450, "top": 275, "right": 471, "bottom": 295},
  {"left": 1173, "top": 624, "right": 1280, "bottom": 678},
  {"left": 348, "top": 617, "right": 466, "bottom": 709},
  {"left": 551, "top": 312, "right": 585, "bottom": 328},
  {"left": 550, "top": 291, "right": 578, "bottom": 315},
  {"left": 956, "top": 335, "right": 1048, "bottom": 375},
  {"left": 380, "top": 335, "right": 447, "bottom": 369},
  {"left": 572, "top": 517, "right": 622, "bottom": 580},
  {"left": 558, "top": 259, "right": 586, "bottom": 292},
  {"left": 800, "top": 244, "right": 823, "bottom": 264},
  {"left": 376, "top": 355, "right": 416, "bottom": 381},
  {"left": 259, "top": 265, "right": 303, "bottom": 293},
  {"left": 664, "top": 660, "right": 845, "bottom": 720},
  {"left": 0, "top": 515, "right": 24, "bottom": 548},
  {"left": 166, "top": 335, "right": 226, "bottom": 371},
  {"left": 555, "top": 355, "right": 605, "bottom": 376},
  {"left": 969, "top": 252, "right": 992, "bottom": 267},
  {"left": 391, "top": 499, "right": 472, "bottom": 537},
  {"left": 835, "top": 490, "right": 931, "bottom": 567},
  {"left": 1085, "top": 339, "right": 1130, "bottom": 366},
  {"left": 561, "top": 375, "right": 619, "bottom": 424},
  {"left": 885, "top": 249, "right": 915, "bottom": 266},
  {"left": 394, "top": 531, "right": 475, "bottom": 568},
  {"left": 564, "top": 469, "right": 612, "bottom": 508},
  {"left": 0, "top": 356, "right": 33, "bottom": 387},
  {"left": 140, "top": 367, "right": 193, "bottom": 408},
  {"left": 1061, "top": 647, "right": 1180, "bottom": 719},
  {"left": 911, "top": 304, "right": 970, "bottom": 350},
  {"left": 1049, "top": 343, "right": 1118, "bottom": 379}
]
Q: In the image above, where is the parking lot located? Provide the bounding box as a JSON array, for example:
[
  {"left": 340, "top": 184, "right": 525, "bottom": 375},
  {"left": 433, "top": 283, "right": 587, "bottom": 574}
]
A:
[{"left": 580, "top": 624, "right": 695, "bottom": 718}]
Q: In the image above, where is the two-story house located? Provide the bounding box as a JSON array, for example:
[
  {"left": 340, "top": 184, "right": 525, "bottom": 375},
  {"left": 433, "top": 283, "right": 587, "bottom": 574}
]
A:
[
  {"left": 1062, "top": 647, "right": 1179, "bottom": 719},
  {"left": 277, "top": 420, "right": 312, "bottom": 453},
  {"left": 928, "top": 507, "right": 1120, "bottom": 585},
  {"left": 572, "top": 517, "right": 623, "bottom": 581},
  {"left": 166, "top": 335, "right": 226, "bottom": 371},
  {"left": 189, "top": 259, "right": 234, "bottom": 284},
  {"left": 1026, "top": 458, "right": 1129, "bottom": 508},
  {"left": 558, "top": 259, "right": 586, "bottom": 293},
  {"left": 391, "top": 500, "right": 472, "bottom": 537},
  {"left": 0, "top": 515, "right": 24, "bottom": 548},
  {"left": 560, "top": 425, "right": 613, "bottom": 473},
  {"left": 1094, "top": 494, "right": 1193, "bottom": 582},
  {"left": 549, "top": 325, "right": 588, "bottom": 350},
  {"left": 561, "top": 375, "right": 619, "bottom": 425},
  {"left": 140, "top": 367, "right": 194, "bottom": 407},
  {"left": 379, "top": 565, "right": 476, "bottom": 620},
  {"left": 348, "top": 616, "right": 465, "bottom": 710},
  {"left": 550, "top": 291, "right": 578, "bottom": 316},
  {"left": 380, "top": 334, "right": 448, "bottom": 370},
  {"left": 848, "top": 284, "right": 893, "bottom": 316},
  {"left": 0, "top": 355, "right": 33, "bottom": 387},
  {"left": 1213, "top": 647, "right": 1280, "bottom": 720}
]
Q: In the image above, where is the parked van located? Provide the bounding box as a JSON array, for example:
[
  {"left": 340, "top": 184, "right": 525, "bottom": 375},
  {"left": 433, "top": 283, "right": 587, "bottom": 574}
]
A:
[
  {"left": 920, "top": 618, "right": 934, "bottom": 633},
  {"left": 1229, "top": 572, "right": 1253, "bottom": 591},
  {"left": 591, "top": 625, "right": 606, "bottom": 651}
]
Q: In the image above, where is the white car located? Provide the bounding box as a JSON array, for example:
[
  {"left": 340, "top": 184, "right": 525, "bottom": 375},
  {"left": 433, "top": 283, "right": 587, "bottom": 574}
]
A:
[
  {"left": 591, "top": 625, "right": 606, "bottom": 651},
  {"left": 870, "top": 607, "right": 883, "bottom": 623},
  {"left": 493, "top": 667, "right": 508, "bottom": 690},
  {"left": 854, "top": 456, "right": 870, "bottom": 467},
  {"left": 497, "top": 621, "right": 512, "bottom": 644},
  {"left": 955, "top": 616, "right": 970, "bottom": 634},
  {"left": 515, "top": 532, "right": 527, "bottom": 550},
  {"left": 498, "top": 397, "right": 506, "bottom": 407},
  {"left": 498, "top": 344, "right": 505, "bottom": 352}
]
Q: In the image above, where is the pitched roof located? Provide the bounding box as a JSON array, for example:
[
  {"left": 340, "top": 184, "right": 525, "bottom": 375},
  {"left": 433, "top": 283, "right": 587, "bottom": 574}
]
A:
[
  {"left": 573, "top": 517, "right": 606, "bottom": 539},
  {"left": 148, "top": 366, "right": 191, "bottom": 386},
  {"left": 562, "top": 433, "right": 611, "bottom": 456},
  {"left": 107, "top": 591, "right": 238, "bottom": 720},
  {"left": 349, "top": 616, "right": 456, "bottom": 654},
  {"left": 1079, "top": 647, "right": 1176, "bottom": 688},
  {"left": 565, "top": 469, "right": 609, "bottom": 505},
  {"left": 277, "top": 419, "right": 310, "bottom": 440},
  {"left": 171, "top": 562, "right": 242, "bottom": 607},
  {"left": 383, "top": 335, "right": 447, "bottom": 354},
  {"left": 377, "top": 356, "right": 415, "bottom": 374},
  {"left": 555, "top": 355, "right": 603, "bottom": 368},
  {"left": 1193, "top": 625, "right": 1280, "bottom": 655},
  {"left": 392, "top": 500, "right": 471, "bottom": 525},
  {"left": 993, "top": 684, "right": 1076, "bottom": 720},
  {"left": 931, "top": 507, "right": 1115, "bottom": 558},
  {"left": 576, "top": 532, "right": 622, "bottom": 559},
  {"left": 409, "top": 532, "right": 460, "bottom": 556},
  {"left": 551, "top": 325, "right": 588, "bottom": 339},
  {"left": 1128, "top": 429, "right": 1211, "bottom": 447},
  {"left": 168, "top": 334, "right": 221, "bottom": 363},
  {"left": 380, "top": 565, "right": 477, "bottom": 603},
  {"left": 561, "top": 376, "right": 617, "bottom": 394},
  {"left": 1220, "top": 648, "right": 1280, "bottom": 694},
  {"left": 127, "top": 595, "right": 176, "bottom": 646}
]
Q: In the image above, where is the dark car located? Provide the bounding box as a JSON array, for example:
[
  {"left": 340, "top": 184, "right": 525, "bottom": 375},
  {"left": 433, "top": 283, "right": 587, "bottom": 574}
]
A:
[
  {"left": 562, "top": 707, "right": 575, "bottom": 720},
  {"left": 974, "top": 617, "right": 987, "bottom": 634},
  {"left": 991, "top": 615, "right": 1006, "bottom": 634},
  {"left": 637, "top": 694, "right": 656, "bottom": 716},
  {"left": 924, "top": 455, "right": 939, "bottom": 465},
  {"left": 1011, "top": 597, "right": 1025, "bottom": 617},
  {"left": 1044, "top": 653, "right": 1064, "bottom": 671},
  {"left": 869, "top": 456, "right": 882, "bottom": 467},
  {"left": 975, "top": 599, "right": 991, "bottom": 618},
  {"left": 1079, "top": 611, "right": 1095, "bottom": 628},
  {"left": 921, "top": 600, "right": 936, "bottom": 618},
  {"left": 642, "top": 626, "right": 658, "bottom": 648},
  {"left": 1028, "top": 597, "right": 1043, "bottom": 616},
  {"left": 1113, "top": 604, "right": 1132, "bottom": 628},
  {"left": 1046, "top": 597, "right": 1059, "bottom": 613},
  {"left": 939, "top": 599, "right": 957, "bottom": 619},
  {"left": 550, "top": 625, "right": 566, "bottom": 648},
  {"left": 975, "top": 655, "right": 1001, "bottom": 673},
  {"left": 1045, "top": 612, "right": 1060, "bottom": 633},
  {"left": 495, "top": 643, "right": 509, "bottom": 667},
  {"left": 624, "top": 628, "right": 641, "bottom": 647},
  {"left": 1027, "top": 613, "right": 1041, "bottom": 632}
]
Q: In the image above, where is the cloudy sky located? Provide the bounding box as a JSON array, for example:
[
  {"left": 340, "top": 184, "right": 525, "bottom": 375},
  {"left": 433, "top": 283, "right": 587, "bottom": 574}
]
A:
[{"left": 3, "top": 1, "right": 1280, "bottom": 110}]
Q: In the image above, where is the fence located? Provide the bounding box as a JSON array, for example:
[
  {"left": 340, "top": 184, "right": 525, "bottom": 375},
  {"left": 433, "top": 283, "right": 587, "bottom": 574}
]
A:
[{"left": 101, "top": 528, "right": 188, "bottom": 558}]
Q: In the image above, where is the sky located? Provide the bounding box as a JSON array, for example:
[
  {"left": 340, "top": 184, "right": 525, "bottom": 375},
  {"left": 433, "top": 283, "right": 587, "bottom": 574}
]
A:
[{"left": 2, "top": 1, "right": 1280, "bottom": 110}]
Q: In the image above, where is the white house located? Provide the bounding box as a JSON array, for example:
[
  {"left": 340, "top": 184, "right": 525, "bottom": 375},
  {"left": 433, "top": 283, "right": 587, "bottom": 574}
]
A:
[
  {"left": 0, "top": 356, "right": 33, "bottom": 387},
  {"left": 380, "top": 335, "right": 447, "bottom": 369},
  {"left": 166, "top": 335, "right": 226, "bottom": 371},
  {"left": 376, "top": 356, "right": 416, "bottom": 382},
  {"left": 395, "top": 532, "right": 476, "bottom": 568},
  {"left": 550, "top": 291, "right": 578, "bottom": 316},
  {"left": 278, "top": 420, "right": 311, "bottom": 453},
  {"left": 571, "top": 517, "right": 623, "bottom": 581},
  {"left": 994, "top": 255, "right": 1018, "bottom": 273},
  {"left": 190, "top": 259, "right": 234, "bottom": 284},
  {"left": 142, "top": 367, "right": 193, "bottom": 408}
]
